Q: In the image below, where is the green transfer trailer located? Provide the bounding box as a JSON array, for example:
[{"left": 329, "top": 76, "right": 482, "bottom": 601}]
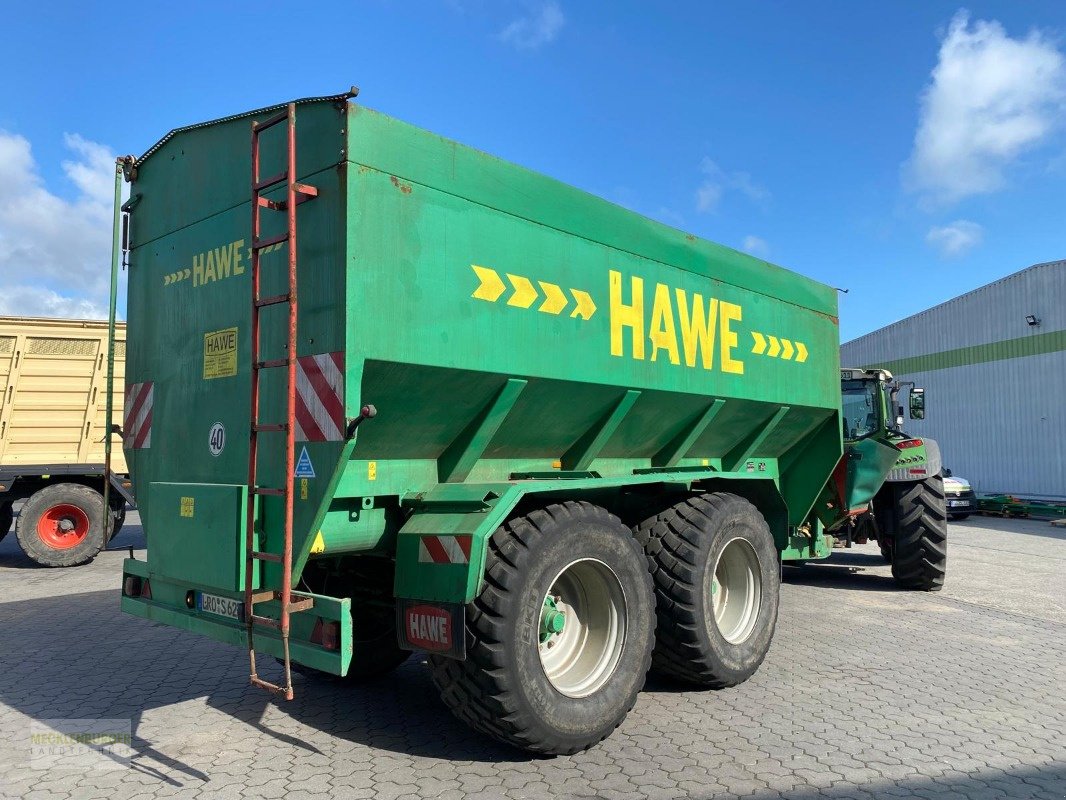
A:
[{"left": 118, "top": 89, "right": 845, "bottom": 754}]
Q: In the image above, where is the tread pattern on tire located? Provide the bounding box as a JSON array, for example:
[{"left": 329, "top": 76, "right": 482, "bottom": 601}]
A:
[
  {"left": 634, "top": 492, "right": 771, "bottom": 687},
  {"left": 890, "top": 476, "right": 947, "bottom": 591},
  {"left": 429, "top": 501, "right": 653, "bottom": 755}
]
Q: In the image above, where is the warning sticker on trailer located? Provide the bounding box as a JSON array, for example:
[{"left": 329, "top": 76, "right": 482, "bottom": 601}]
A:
[
  {"left": 294, "top": 446, "right": 316, "bottom": 478},
  {"left": 203, "top": 327, "right": 238, "bottom": 379}
]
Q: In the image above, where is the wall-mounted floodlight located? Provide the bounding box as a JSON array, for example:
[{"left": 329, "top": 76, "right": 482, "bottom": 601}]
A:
[{"left": 1025, "top": 314, "right": 1040, "bottom": 326}]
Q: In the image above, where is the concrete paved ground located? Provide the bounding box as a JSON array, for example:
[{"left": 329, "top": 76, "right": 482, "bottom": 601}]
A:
[{"left": 0, "top": 511, "right": 1063, "bottom": 799}]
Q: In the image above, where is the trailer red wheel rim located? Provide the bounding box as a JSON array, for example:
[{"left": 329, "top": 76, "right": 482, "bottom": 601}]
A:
[{"left": 36, "top": 504, "right": 90, "bottom": 549}]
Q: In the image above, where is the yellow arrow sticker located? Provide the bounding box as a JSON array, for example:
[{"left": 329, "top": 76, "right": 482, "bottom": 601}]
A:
[
  {"left": 470, "top": 263, "right": 595, "bottom": 322},
  {"left": 538, "top": 281, "right": 568, "bottom": 314},
  {"left": 506, "top": 274, "right": 538, "bottom": 308},
  {"left": 751, "top": 330, "right": 809, "bottom": 364},
  {"left": 570, "top": 289, "right": 597, "bottom": 320},
  {"left": 471, "top": 265, "right": 506, "bottom": 301}
]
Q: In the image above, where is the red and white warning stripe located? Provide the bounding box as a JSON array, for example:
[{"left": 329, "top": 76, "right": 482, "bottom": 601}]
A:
[
  {"left": 295, "top": 351, "right": 345, "bottom": 442},
  {"left": 418, "top": 535, "right": 472, "bottom": 565},
  {"left": 124, "top": 382, "right": 154, "bottom": 449}
]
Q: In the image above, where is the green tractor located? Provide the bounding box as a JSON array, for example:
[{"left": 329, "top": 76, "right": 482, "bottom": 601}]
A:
[{"left": 826, "top": 368, "right": 948, "bottom": 591}]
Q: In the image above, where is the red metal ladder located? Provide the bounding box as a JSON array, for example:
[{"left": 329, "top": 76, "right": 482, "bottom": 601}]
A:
[{"left": 245, "top": 103, "right": 318, "bottom": 700}]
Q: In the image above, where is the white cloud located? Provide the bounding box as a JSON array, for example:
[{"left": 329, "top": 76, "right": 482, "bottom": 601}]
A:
[
  {"left": 925, "top": 219, "right": 984, "bottom": 257},
  {"left": 742, "top": 235, "right": 770, "bottom": 258},
  {"left": 695, "top": 158, "right": 769, "bottom": 213},
  {"left": 0, "top": 131, "right": 121, "bottom": 319},
  {"left": 498, "top": 1, "right": 564, "bottom": 50},
  {"left": 906, "top": 10, "right": 1066, "bottom": 205}
]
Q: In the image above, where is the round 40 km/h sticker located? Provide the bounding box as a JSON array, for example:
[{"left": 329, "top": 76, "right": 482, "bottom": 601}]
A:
[{"left": 208, "top": 422, "right": 226, "bottom": 456}]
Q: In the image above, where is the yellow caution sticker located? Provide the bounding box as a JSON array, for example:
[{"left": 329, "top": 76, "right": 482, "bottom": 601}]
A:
[
  {"left": 180, "top": 497, "right": 195, "bottom": 518},
  {"left": 310, "top": 531, "right": 326, "bottom": 554},
  {"left": 300, "top": 478, "right": 309, "bottom": 500},
  {"left": 368, "top": 461, "right": 377, "bottom": 481},
  {"left": 203, "top": 327, "right": 238, "bottom": 379}
]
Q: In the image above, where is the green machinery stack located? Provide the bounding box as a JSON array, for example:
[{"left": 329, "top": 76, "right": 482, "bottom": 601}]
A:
[{"left": 120, "top": 90, "right": 845, "bottom": 753}]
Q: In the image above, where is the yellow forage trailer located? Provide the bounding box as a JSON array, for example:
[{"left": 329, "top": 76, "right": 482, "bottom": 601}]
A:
[{"left": 0, "top": 316, "right": 133, "bottom": 566}]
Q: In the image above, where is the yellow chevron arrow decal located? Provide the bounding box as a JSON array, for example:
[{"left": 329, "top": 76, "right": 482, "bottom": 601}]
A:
[
  {"left": 182, "top": 268, "right": 191, "bottom": 280},
  {"left": 751, "top": 331, "right": 767, "bottom": 355},
  {"left": 781, "top": 338, "right": 794, "bottom": 360},
  {"left": 767, "top": 335, "right": 781, "bottom": 358},
  {"left": 795, "top": 342, "right": 808, "bottom": 363},
  {"left": 164, "top": 274, "right": 171, "bottom": 285},
  {"left": 506, "top": 273, "right": 538, "bottom": 308},
  {"left": 538, "top": 281, "right": 568, "bottom": 314},
  {"left": 570, "top": 289, "right": 597, "bottom": 320},
  {"left": 471, "top": 265, "right": 506, "bottom": 302}
]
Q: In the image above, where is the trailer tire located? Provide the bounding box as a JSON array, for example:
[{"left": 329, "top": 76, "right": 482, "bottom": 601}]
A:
[
  {"left": 109, "top": 504, "right": 126, "bottom": 539},
  {"left": 0, "top": 501, "right": 12, "bottom": 543},
  {"left": 286, "top": 612, "right": 410, "bottom": 684},
  {"left": 635, "top": 492, "right": 779, "bottom": 687},
  {"left": 429, "top": 501, "right": 655, "bottom": 755},
  {"left": 343, "top": 611, "right": 410, "bottom": 682},
  {"left": 15, "top": 484, "right": 106, "bottom": 567},
  {"left": 890, "top": 477, "right": 947, "bottom": 591}
]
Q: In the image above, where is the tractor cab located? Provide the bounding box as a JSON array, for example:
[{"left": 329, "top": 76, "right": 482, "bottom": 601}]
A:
[{"left": 840, "top": 367, "right": 925, "bottom": 444}]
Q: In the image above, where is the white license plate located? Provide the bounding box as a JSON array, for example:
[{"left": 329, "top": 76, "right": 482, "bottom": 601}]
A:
[
  {"left": 948, "top": 500, "right": 966, "bottom": 507},
  {"left": 197, "top": 592, "right": 244, "bottom": 620}
]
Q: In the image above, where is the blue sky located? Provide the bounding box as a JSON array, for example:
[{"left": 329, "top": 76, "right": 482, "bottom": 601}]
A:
[{"left": 1, "top": 1, "right": 1063, "bottom": 341}]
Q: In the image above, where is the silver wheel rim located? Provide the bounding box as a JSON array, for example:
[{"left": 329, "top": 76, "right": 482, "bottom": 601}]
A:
[
  {"left": 538, "top": 558, "right": 627, "bottom": 698},
  {"left": 711, "top": 537, "right": 762, "bottom": 644}
]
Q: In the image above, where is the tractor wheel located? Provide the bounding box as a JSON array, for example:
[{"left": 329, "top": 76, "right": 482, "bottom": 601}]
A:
[
  {"left": 429, "top": 501, "right": 655, "bottom": 755},
  {"left": 635, "top": 492, "right": 780, "bottom": 687},
  {"left": 15, "top": 484, "right": 106, "bottom": 567},
  {"left": 889, "top": 477, "right": 947, "bottom": 591},
  {"left": 0, "top": 501, "right": 12, "bottom": 543}
]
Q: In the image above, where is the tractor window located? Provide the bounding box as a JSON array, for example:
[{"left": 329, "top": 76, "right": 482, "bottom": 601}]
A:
[{"left": 841, "top": 380, "right": 880, "bottom": 440}]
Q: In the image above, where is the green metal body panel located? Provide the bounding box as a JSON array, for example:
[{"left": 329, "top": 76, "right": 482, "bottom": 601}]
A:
[
  {"left": 121, "top": 95, "right": 843, "bottom": 670},
  {"left": 146, "top": 482, "right": 250, "bottom": 591},
  {"left": 844, "top": 438, "right": 902, "bottom": 510}
]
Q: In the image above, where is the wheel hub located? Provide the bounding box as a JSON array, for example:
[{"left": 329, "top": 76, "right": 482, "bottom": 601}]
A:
[
  {"left": 711, "top": 537, "right": 762, "bottom": 644},
  {"left": 539, "top": 596, "right": 567, "bottom": 643},
  {"left": 537, "top": 558, "right": 627, "bottom": 698},
  {"left": 36, "top": 503, "right": 91, "bottom": 550}
]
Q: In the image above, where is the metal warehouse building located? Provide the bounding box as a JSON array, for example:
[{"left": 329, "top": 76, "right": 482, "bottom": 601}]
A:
[{"left": 841, "top": 259, "right": 1065, "bottom": 500}]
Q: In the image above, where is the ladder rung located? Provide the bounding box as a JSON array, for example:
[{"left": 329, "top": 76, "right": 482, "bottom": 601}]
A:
[
  {"left": 254, "top": 171, "right": 287, "bottom": 192},
  {"left": 253, "top": 110, "right": 289, "bottom": 133},
  {"left": 250, "top": 674, "right": 293, "bottom": 700},
  {"left": 258, "top": 185, "right": 318, "bottom": 212},
  {"left": 253, "top": 423, "right": 287, "bottom": 433},
  {"left": 255, "top": 358, "right": 290, "bottom": 369},
  {"left": 288, "top": 598, "right": 314, "bottom": 614},
  {"left": 254, "top": 293, "right": 290, "bottom": 308},
  {"left": 252, "top": 231, "right": 289, "bottom": 250},
  {"left": 251, "top": 550, "right": 283, "bottom": 562},
  {"left": 250, "top": 591, "right": 275, "bottom": 604},
  {"left": 252, "top": 486, "right": 286, "bottom": 496},
  {"left": 250, "top": 614, "right": 281, "bottom": 629}
]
